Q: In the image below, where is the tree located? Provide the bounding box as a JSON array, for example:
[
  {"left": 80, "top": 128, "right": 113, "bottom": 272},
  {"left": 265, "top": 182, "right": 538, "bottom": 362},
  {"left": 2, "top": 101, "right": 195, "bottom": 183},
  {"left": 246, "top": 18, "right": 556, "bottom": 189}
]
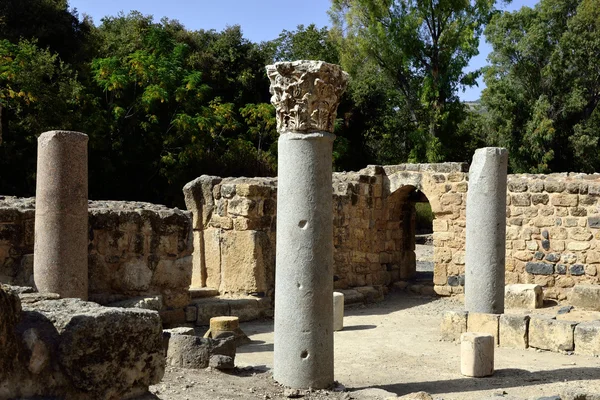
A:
[
  {"left": 0, "top": 39, "right": 83, "bottom": 195},
  {"left": 482, "top": 0, "right": 600, "bottom": 173},
  {"left": 330, "top": 0, "right": 505, "bottom": 162}
]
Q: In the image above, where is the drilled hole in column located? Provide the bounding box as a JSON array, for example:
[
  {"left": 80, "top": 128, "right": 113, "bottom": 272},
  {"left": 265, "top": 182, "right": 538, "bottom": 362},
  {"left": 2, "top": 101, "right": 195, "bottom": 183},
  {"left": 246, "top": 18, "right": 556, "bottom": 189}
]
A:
[
  {"left": 298, "top": 220, "right": 307, "bottom": 229},
  {"left": 300, "top": 350, "right": 309, "bottom": 359},
  {"left": 296, "top": 282, "right": 303, "bottom": 289}
]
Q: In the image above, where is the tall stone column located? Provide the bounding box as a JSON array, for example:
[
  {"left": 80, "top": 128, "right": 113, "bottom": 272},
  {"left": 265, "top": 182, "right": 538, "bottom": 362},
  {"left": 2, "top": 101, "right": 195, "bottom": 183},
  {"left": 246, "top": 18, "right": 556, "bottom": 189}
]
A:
[
  {"left": 267, "top": 61, "right": 348, "bottom": 389},
  {"left": 34, "top": 131, "right": 89, "bottom": 300},
  {"left": 465, "top": 147, "right": 508, "bottom": 314}
]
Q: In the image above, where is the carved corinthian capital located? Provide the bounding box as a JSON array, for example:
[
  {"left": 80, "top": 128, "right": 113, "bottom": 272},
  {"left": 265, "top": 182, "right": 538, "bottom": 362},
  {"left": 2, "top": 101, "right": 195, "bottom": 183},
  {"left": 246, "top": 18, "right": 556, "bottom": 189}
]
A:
[{"left": 266, "top": 60, "right": 349, "bottom": 134}]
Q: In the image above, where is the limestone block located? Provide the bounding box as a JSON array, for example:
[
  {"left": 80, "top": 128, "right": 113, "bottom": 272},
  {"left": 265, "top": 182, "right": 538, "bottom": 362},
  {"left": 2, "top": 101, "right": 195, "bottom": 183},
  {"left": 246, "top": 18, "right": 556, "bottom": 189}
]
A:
[
  {"left": 529, "top": 316, "right": 576, "bottom": 352},
  {"left": 229, "top": 297, "right": 262, "bottom": 322},
  {"left": 569, "top": 285, "right": 600, "bottom": 311},
  {"left": 504, "top": 284, "right": 543, "bottom": 309},
  {"left": 467, "top": 313, "right": 499, "bottom": 344},
  {"left": 203, "top": 228, "right": 222, "bottom": 290},
  {"left": 499, "top": 314, "right": 529, "bottom": 349},
  {"left": 440, "top": 310, "right": 467, "bottom": 341},
  {"left": 195, "top": 298, "right": 231, "bottom": 325},
  {"left": 21, "top": 298, "right": 165, "bottom": 398},
  {"left": 183, "top": 175, "right": 222, "bottom": 230},
  {"left": 220, "top": 230, "right": 271, "bottom": 294},
  {"left": 460, "top": 332, "right": 494, "bottom": 377},
  {"left": 574, "top": 321, "right": 600, "bottom": 356}
]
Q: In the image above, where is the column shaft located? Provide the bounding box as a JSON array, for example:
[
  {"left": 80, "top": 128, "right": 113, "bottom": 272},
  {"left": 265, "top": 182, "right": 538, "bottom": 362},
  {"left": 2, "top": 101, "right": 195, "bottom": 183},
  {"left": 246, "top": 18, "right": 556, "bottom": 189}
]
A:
[
  {"left": 274, "top": 132, "right": 334, "bottom": 388},
  {"left": 34, "top": 130, "right": 88, "bottom": 299},
  {"left": 465, "top": 147, "right": 508, "bottom": 314}
]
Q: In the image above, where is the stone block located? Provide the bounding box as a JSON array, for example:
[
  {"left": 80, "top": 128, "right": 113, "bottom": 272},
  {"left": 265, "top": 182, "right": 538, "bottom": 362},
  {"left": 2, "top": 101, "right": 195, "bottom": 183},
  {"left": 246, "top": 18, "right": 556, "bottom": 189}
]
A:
[
  {"left": 569, "top": 285, "right": 600, "bottom": 311},
  {"left": 219, "top": 230, "right": 272, "bottom": 294},
  {"left": 440, "top": 310, "right": 467, "bottom": 341},
  {"left": 185, "top": 305, "right": 198, "bottom": 322},
  {"left": 18, "top": 297, "right": 165, "bottom": 398},
  {"left": 499, "top": 314, "right": 529, "bottom": 349},
  {"left": 525, "top": 262, "right": 553, "bottom": 275},
  {"left": 467, "top": 313, "right": 499, "bottom": 344},
  {"left": 166, "top": 335, "right": 235, "bottom": 369},
  {"left": 108, "top": 295, "right": 163, "bottom": 311},
  {"left": 229, "top": 297, "right": 262, "bottom": 322},
  {"left": 159, "top": 308, "right": 186, "bottom": 326},
  {"left": 528, "top": 316, "right": 576, "bottom": 352},
  {"left": 504, "top": 284, "right": 543, "bottom": 309},
  {"left": 460, "top": 332, "right": 494, "bottom": 377},
  {"left": 195, "top": 298, "right": 231, "bottom": 325},
  {"left": 574, "top": 321, "right": 600, "bottom": 356}
]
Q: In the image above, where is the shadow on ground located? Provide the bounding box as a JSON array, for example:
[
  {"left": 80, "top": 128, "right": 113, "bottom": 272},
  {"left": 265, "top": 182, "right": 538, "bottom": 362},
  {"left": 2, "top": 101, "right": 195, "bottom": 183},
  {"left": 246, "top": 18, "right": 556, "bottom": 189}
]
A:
[{"left": 350, "top": 367, "right": 600, "bottom": 396}]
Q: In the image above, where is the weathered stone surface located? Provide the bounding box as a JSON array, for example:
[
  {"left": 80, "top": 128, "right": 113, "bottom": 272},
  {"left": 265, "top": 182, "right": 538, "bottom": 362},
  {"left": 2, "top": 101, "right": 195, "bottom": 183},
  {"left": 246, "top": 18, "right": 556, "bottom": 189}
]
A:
[
  {"left": 504, "top": 284, "right": 543, "bottom": 309},
  {"left": 166, "top": 334, "right": 235, "bottom": 369},
  {"left": 108, "top": 295, "right": 163, "bottom": 311},
  {"left": 465, "top": 147, "right": 508, "bottom": 314},
  {"left": 266, "top": 60, "right": 349, "bottom": 134},
  {"left": 165, "top": 327, "right": 196, "bottom": 335},
  {"left": 574, "top": 321, "right": 600, "bottom": 356},
  {"left": 529, "top": 316, "right": 576, "bottom": 352},
  {"left": 34, "top": 131, "right": 89, "bottom": 300},
  {"left": 467, "top": 313, "right": 500, "bottom": 344},
  {"left": 270, "top": 61, "right": 348, "bottom": 390},
  {"left": 569, "top": 285, "right": 600, "bottom": 311},
  {"left": 460, "top": 332, "right": 494, "bottom": 377},
  {"left": 1, "top": 288, "right": 165, "bottom": 399},
  {"left": 440, "top": 310, "right": 467, "bottom": 342},
  {"left": 499, "top": 314, "right": 529, "bottom": 349},
  {"left": 525, "top": 262, "right": 554, "bottom": 275}
]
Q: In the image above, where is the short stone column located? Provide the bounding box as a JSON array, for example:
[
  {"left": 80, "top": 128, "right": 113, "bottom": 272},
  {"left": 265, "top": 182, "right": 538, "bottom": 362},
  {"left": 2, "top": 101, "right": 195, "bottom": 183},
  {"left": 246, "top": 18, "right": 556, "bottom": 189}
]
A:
[
  {"left": 460, "top": 332, "right": 494, "bottom": 377},
  {"left": 34, "top": 131, "right": 88, "bottom": 300},
  {"left": 465, "top": 147, "right": 508, "bottom": 314},
  {"left": 333, "top": 292, "right": 344, "bottom": 331},
  {"left": 267, "top": 60, "right": 348, "bottom": 389}
]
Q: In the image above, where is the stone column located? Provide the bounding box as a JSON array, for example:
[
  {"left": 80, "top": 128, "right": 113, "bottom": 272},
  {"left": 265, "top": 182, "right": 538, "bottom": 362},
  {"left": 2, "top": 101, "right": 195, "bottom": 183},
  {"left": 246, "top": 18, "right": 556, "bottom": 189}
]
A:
[
  {"left": 267, "top": 61, "right": 348, "bottom": 389},
  {"left": 465, "top": 147, "right": 508, "bottom": 314},
  {"left": 34, "top": 131, "right": 89, "bottom": 300}
]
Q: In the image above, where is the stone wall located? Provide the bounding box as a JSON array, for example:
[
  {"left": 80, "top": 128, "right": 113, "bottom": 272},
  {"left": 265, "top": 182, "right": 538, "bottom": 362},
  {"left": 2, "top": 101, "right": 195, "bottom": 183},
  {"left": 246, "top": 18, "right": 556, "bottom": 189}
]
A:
[
  {"left": 0, "top": 197, "right": 193, "bottom": 308},
  {"left": 505, "top": 174, "right": 600, "bottom": 300},
  {"left": 184, "top": 163, "right": 469, "bottom": 297},
  {"left": 185, "top": 166, "right": 600, "bottom": 300}
]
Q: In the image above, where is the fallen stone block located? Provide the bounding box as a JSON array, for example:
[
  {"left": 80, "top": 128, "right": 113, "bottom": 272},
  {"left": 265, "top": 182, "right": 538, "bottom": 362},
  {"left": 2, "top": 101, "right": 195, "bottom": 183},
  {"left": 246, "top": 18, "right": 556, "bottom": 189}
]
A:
[
  {"left": 440, "top": 311, "right": 467, "bottom": 341},
  {"left": 166, "top": 334, "right": 236, "bottom": 369},
  {"left": 504, "top": 284, "right": 543, "bottom": 309},
  {"left": 574, "top": 321, "right": 600, "bottom": 357},
  {"left": 569, "top": 285, "right": 600, "bottom": 311},
  {"left": 499, "top": 314, "right": 529, "bottom": 349},
  {"left": 529, "top": 316, "right": 577, "bottom": 352},
  {"left": 461, "top": 332, "right": 494, "bottom": 377},
  {"left": 1, "top": 287, "right": 166, "bottom": 400},
  {"left": 467, "top": 312, "right": 500, "bottom": 344}
]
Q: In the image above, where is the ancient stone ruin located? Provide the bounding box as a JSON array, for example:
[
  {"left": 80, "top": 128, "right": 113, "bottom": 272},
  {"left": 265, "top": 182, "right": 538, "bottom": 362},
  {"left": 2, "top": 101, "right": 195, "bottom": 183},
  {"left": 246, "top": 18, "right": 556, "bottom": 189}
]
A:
[{"left": 2, "top": 61, "right": 600, "bottom": 398}]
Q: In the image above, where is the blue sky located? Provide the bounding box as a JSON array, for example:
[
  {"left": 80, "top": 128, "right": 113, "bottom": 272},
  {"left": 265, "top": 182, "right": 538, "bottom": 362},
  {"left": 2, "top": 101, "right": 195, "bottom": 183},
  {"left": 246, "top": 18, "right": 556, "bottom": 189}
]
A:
[{"left": 69, "top": 0, "right": 538, "bottom": 101}]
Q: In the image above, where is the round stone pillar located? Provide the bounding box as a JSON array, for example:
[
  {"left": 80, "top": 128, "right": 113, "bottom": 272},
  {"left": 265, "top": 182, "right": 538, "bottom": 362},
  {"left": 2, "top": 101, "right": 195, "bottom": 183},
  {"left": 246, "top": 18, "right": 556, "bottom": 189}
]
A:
[
  {"left": 267, "top": 60, "right": 348, "bottom": 389},
  {"left": 34, "top": 131, "right": 89, "bottom": 300},
  {"left": 465, "top": 147, "right": 508, "bottom": 314}
]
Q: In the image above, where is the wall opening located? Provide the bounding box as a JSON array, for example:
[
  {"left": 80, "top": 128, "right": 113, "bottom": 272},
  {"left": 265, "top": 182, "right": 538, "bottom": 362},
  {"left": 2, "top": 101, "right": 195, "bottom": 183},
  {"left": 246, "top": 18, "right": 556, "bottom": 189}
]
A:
[{"left": 387, "top": 185, "right": 434, "bottom": 293}]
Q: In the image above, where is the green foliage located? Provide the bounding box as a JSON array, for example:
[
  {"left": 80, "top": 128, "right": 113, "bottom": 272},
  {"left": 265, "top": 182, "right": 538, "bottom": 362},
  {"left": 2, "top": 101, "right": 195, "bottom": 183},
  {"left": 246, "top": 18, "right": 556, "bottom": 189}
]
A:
[
  {"left": 330, "top": 0, "right": 504, "bottom": 163},
  {"left": 415, "top": 202, "right": 433, "bottom": 233},
  {"left": 0, "top": 39, "right": 82, "bottom": 195},
  {"left": 481, "top": 0, "right": 600, "bottom": 173}
]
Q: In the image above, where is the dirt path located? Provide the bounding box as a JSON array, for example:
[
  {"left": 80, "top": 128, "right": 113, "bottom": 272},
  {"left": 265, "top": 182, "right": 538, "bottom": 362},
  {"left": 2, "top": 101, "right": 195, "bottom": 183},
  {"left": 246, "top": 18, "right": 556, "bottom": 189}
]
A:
[{"left": 147, "top": 292, "right": 600, "bottom": 400}]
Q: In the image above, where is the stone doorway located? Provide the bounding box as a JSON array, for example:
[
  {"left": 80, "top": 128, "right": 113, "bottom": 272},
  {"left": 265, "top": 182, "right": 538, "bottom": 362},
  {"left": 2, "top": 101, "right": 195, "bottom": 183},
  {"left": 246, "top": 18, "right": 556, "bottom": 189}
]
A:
[{"left": 388, "top": 184, "right": 436, "bottom": 295}]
